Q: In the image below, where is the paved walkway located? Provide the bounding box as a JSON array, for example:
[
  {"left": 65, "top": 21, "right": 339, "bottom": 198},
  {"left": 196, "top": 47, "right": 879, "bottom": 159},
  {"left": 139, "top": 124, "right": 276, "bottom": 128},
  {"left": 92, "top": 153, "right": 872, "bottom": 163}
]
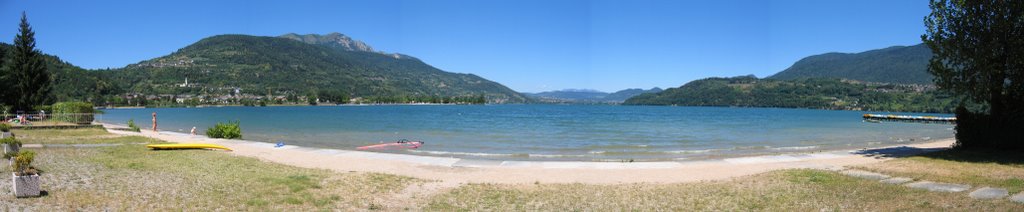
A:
[{"left": 840, "top": 169, "right": 1023, "bottom": 203}]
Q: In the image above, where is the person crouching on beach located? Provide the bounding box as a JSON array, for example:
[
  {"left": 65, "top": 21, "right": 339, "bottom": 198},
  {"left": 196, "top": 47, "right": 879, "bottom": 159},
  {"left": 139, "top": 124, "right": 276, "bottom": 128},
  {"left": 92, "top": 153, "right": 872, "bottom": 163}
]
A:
[{"left": 191, "top": 126, "right": 197, "bottom": 135}]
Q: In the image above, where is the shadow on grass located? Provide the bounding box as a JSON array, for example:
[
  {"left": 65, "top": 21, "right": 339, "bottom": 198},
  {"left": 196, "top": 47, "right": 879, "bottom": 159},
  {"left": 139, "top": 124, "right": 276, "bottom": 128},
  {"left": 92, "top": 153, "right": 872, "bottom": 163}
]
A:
[
  {"left": 854, "top": 145, "right": 1024, "bottom": 165},
  {"left": 915, "top": 148, "right": 1024, "bottom": 165},
  {"left": 852, "top": 146, "right": 948, "bottom": 158}
]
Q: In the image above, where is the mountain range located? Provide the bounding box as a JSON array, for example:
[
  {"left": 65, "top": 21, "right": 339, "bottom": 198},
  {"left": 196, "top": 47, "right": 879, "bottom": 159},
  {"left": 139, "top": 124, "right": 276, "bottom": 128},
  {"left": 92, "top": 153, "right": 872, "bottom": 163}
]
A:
[
  {"left": 768, "top": 44, "right": 933, "bottom": 84},
  {"left": 18, "top": 32, "right": 939, "bottom": 108},
  {"left": 523, "top": 88, "right": 663, "bottom": 103},
  {"left": 624, "top": 44, "right": 951, "bottom": 112},
  {"left": 72, "top": 33, "right": 530, "bottom": 104}
]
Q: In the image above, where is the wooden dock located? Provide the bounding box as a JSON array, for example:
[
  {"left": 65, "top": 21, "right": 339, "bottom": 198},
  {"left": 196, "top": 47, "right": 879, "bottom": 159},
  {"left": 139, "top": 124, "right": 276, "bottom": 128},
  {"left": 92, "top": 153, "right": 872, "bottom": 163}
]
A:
[{"left": 863, "top": 114, "right": 956, "bottom": 124}]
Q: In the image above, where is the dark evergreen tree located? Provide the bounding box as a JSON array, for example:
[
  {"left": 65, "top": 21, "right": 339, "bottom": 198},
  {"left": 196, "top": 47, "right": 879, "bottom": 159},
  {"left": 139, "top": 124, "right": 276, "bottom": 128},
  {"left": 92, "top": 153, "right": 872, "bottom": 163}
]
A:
[
  {"left": 922, "top": 0, "right": 1024, "bottom": 149},
  {"left": 0, "top": 41, "right": 7, "bottom": 105},
  {"left": 6, "top": 12, "right": 51, "bottom": 111}
]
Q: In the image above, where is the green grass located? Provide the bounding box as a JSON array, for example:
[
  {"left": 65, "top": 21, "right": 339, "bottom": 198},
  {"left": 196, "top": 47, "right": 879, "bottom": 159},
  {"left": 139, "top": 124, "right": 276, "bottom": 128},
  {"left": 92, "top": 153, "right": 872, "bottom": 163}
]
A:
[
  {"left": 1, "top": 129, "right": 418, "bottom": 210},
  {"left": 9, "top": 128, "right": 163, "bottom": 144},
  {"left": 426, "top": 169, "right": 1023, "bottom": 211},
  {"left": 4, "top": 127, "right": 1024, "bottom": 210},
  {"left": 858, "top": 149, "right": 1024, "bottom": 193},
  {"left": 12, "top": 128, "right": 110, "bottom": 138}
]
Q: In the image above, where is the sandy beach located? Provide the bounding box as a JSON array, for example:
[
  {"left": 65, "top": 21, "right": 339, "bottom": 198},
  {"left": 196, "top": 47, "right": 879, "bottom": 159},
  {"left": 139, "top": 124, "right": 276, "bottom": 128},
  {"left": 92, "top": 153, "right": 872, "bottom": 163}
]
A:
[{"left": 101, "top": 123, "right": 955, "bottom": 185}]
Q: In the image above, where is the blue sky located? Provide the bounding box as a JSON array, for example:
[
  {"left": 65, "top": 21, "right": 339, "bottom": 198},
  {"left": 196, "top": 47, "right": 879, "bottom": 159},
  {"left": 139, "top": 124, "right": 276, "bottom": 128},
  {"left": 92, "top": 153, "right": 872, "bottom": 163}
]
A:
[{"left": 0, "top": 0, "right": 929, "bottom": 93}]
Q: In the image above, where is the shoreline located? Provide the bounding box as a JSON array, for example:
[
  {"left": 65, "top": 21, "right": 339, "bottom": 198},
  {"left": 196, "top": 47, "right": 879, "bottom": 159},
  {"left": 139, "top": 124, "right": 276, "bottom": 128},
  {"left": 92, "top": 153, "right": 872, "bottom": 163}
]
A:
[{"left": 99, "top": 123, "right": 955, "bottom": 184}]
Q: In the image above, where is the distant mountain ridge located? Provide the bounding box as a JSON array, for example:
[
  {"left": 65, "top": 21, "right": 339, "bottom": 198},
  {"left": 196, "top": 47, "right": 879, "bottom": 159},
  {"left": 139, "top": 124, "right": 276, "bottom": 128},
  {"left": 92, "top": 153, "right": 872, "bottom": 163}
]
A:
[
  {"left": 93, "top": 33, "right": 529, "bottom": 103},
  {"left": 624, "top": 44, "right": 951, "bottom": 113},
  {"left": 769, "top": 44, "right": 933, "bottom": 84},
  {"left": 280, "top": 32, "right": 375, "bottom": 52},
  {"left": 624, "top": 76, "right": 953, "bottom": 113},
  {"left": 279, "top": 33, "right": 413, "bottom": 60},
  {"left": 525, "top": 87, "right": 662, "bottom": 103}
]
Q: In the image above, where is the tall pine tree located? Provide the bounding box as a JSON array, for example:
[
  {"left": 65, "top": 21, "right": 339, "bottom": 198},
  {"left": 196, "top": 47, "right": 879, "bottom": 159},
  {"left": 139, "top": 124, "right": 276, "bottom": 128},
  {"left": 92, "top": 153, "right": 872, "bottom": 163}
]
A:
[
  {"left": 7, "top": 12, "right": 50, "bottom": 111},
  {"left": 0, "top": 40, "right": 7, "bottom": 106}
]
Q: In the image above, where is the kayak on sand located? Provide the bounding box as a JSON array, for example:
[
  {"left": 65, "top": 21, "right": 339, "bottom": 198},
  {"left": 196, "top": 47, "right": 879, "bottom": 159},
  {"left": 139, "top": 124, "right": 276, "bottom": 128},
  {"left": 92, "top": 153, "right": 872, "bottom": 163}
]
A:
[
  {"left": 357, "top": 139, "right": 424, "bottom": 151},
  {"left": 147, "top": 143, "right": 233, "bottom": 151}
]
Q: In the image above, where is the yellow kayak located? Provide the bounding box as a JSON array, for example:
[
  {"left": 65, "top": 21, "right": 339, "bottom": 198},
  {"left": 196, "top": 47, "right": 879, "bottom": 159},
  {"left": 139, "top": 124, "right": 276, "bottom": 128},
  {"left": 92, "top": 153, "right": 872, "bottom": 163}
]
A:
[{"left": 146, "top": 143, "right": 232, "bottom": 151}]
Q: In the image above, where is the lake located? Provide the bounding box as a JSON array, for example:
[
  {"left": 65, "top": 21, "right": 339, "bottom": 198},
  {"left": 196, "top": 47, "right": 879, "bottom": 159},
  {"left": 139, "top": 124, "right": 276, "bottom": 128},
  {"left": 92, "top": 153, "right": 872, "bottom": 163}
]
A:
[{"left": 98, "top": 105, "right": 954, "bottom": 161}]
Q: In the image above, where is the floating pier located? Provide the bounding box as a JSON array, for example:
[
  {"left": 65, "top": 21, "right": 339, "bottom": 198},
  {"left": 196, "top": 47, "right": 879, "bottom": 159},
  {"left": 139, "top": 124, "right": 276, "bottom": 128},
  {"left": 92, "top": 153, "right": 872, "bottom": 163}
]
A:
[{"left": 863, "top": 114, "right": 956, "bottom": 124}]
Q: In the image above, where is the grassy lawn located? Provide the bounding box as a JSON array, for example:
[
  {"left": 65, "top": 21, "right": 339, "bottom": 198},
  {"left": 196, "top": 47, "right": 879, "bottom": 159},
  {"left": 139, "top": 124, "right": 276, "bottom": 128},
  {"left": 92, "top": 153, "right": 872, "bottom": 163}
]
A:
[
  {"left": 11, "top": 128, "right": 163, "bottom": 144},
  {"left": 2, "top": 128, "right": 1023, "bottom": 210},
  {"left": 857, "top": 149, "right": 1024, "bottom": 193},
  {"left": 426, "top": 169, "right": 1022, "bottom": 211},
  {"left": 1, "top": 131, "right": 418, "bottom": 210}
]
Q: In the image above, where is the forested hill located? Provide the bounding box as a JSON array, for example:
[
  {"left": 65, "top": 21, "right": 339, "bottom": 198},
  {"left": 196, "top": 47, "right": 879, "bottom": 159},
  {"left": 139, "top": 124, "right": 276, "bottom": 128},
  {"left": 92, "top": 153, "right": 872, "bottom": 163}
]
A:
[
  {"left": 0, "top": 43, "right": 120, "bottom": 103},
  {"left": 95, "top": 34, "right": 529, "bottom": 103},
  {"left": 623, "top": 76, "right": 955, "bottom": 113},
  {"left": 768, "top": 44, "right": 933, "bottom": 84}
]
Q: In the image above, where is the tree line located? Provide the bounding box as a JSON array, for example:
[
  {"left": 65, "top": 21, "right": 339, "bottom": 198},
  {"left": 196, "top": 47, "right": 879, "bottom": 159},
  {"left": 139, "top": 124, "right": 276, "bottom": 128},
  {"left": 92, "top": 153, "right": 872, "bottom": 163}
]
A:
[{"left": 623, "top": 76, "right": 957, "bottom": 114}]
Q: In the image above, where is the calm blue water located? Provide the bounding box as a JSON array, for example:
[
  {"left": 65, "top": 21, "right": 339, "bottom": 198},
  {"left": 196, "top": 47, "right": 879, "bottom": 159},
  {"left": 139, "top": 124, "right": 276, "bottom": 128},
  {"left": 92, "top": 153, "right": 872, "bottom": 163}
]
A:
[{"left": 98, "top": 105, "right": 954, "bottom": 161}]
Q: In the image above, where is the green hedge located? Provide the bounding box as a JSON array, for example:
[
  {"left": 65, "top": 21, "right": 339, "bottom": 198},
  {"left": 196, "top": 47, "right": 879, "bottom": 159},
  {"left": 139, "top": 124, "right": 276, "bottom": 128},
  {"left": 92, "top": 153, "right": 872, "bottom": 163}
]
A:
[
  {"left": 51, "top": 102, "right": 96, "bottom": 124},
  {"left": 207, "top": 121, "right": 242, "bottom": 139},
  {"left": 953, "top": 106, "right": 1024, "bottom": 150}
]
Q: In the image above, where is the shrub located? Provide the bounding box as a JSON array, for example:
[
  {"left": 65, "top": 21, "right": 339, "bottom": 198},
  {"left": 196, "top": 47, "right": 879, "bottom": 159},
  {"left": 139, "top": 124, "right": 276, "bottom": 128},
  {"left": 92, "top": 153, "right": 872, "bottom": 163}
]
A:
[
  {"left": 0, "top": 123, "right": 10, "bottom": 132},
  {"left": 207, "top": 121, "right": 242, "bottom": 139},
  {"left": 0, "top": 105, "right": 10, "bottom": 119},
  {"left": 2, "top": 152, "right": 15, "bottom": 160},
  {"left": 51, "top": 102, "right": 97, "bottom": 124},
  {"left": 13, "top": 151, "right": 35, "bottom": 176},
  {"left": 127, "top": 119, "right": 141, "bottom": 132},
  {"left": 1, "top": 137, "right": 21, "bottom": 160},
  {"left": 0, "top": 137, "right": 20, "bottom": 146},
  {"left": 953, "top": 106, "right": 1024, "bottom": 150}
]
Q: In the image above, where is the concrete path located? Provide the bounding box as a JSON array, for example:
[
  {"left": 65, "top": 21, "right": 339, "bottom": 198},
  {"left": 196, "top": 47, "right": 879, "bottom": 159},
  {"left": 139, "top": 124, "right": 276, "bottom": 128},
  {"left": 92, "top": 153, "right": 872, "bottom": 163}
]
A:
[
  {"left": 879, "top": 177, "right": 913, "bottom": 184},
  {"left": 838, "top": 169, "right": 1024, "bottom": 204},
  {"left": 968, "top": 187, "right": 1009, "bottom": 199},
  {"left": 904, "top": 181, "right": 971, "bottom": 192},
  {"left": 1011, "top": 192, "right": 1024, "bottom": 203},
  {"left": 840, "top": 170, "right": 891, "bottom": 180}
]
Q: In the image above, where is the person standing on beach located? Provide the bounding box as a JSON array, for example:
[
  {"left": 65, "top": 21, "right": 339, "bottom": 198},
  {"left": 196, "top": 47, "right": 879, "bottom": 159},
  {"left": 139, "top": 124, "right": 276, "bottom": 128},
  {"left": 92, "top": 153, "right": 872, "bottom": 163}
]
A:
[
  {"left": 151, "top": 112, "right": 158, "bottom": 132},
  {"left": 190, "top": 126, "right": 197, "bottom": 135}
]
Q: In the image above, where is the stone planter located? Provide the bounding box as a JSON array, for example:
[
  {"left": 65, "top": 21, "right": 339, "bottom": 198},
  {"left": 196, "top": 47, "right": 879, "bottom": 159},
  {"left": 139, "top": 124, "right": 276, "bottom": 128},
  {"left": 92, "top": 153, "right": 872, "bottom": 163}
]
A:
[
  {"left": 12, "top": 173, "right": 40, "bottom": 198},
  {"left": 1, "top": 132, "right": 11, "bottom": 139},
  {"left": 2, "top": 143, "right": 18, "bottom": 155}
]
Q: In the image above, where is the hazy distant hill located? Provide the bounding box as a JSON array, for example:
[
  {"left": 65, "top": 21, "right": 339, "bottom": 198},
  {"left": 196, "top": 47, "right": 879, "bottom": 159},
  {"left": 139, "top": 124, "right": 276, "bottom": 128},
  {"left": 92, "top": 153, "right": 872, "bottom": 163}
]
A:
[
  {"left": 769, "top": 44, "right": 933, "bottom": 84},
  {"left": 95, "top": 33, "right": 529, "bottom": 103},
  {"left": 525, "top": 88, "right": 662, "bottom": 103},
  {"left": 604, "top": 88, "right": 663, "bottom": 102}
]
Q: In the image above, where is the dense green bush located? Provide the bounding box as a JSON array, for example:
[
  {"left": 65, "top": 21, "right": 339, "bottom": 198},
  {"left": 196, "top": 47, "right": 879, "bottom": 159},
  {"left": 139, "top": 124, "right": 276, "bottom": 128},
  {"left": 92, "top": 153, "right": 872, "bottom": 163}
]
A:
[
  {"left": 51, "top": 101, "right": 97, "bottom": 124},
  {"left": 0, "top": 123, "right": 11, "bottom": 132},
  {"left": 127, "top": 119, "right": 141, "bottom": 132},
  {"left": 0, "top": 136, "right": 19, "bottom": 146},
  {"left": 953, "top": 106, "right": 1024, "bottom": 150},
  {"left": 13, "top": 151, "right": 36, "bottom": 176},
  {"left": 207, "top": 121, "right": 242, "bottom": 139}
]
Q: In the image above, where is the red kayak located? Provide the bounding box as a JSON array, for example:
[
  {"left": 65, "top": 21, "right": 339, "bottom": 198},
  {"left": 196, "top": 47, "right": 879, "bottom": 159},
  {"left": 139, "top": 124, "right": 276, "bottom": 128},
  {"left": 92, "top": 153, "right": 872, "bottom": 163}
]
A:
[{"left": 357, "top": 139, "right": 424, "bottom": 150}]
